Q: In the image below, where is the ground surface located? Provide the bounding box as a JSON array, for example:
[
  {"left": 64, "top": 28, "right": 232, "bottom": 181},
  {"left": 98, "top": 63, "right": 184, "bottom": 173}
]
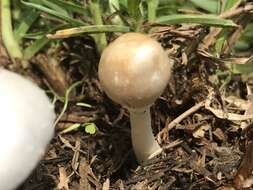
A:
[{"left": 2, "top": 15, "right": 253, "bottom": 190}]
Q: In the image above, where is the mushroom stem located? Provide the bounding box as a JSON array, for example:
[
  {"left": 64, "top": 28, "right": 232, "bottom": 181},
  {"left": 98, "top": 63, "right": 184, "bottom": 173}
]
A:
[{"left": 129, "top": 107, "right": 162, "bottom": 163}]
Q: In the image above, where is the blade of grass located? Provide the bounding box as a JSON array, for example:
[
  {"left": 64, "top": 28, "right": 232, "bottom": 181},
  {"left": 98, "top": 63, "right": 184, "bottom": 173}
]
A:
[
  {"left": 127, "top": 0, "right": 142, "bottom": 30},
  {"left": 61, "top": 122, "right": 96, "bottom": 134},
  {"left": 21, "top": 0, "right": 85, "bottom": 26},
  {"left": 89, "top": 0, "right": 107, "bottom": 52},
  {"left": 22, "top": 31, "right": 46, "bottom": 39},
  {"left": 76, "top": 102, "right": 92, "bottom": 108},
  {"left": 23, "top": 36, "right": 49, "bottom": 59},
  {"left": 40, "top": 0, "right": 70, "bottom": 17},
  {"left": 231, "top": 62, "right": 253, "bottom": 75},
  {"left": 113, "top": 2, "right": 132, "bottom": 27},
  {"left": 23, "top": 24, "right": 67, "bottom": 59},
  {"left": 119, "top": 0, "right": 128, "bottom": 9},
  {"left": 61, "top": 123, "right": 81, "bottom": 134},
  {"left": 54, "top": 81, "right": 82, "bottom": 127},
  {"left": 12, "top": 0, "right": 22, "bottom": 20},
  {"left": 214, "top": 0, "right": 241, "bottom": 54},
  {"left": 14, "top": 10, "right": 39, "bottom": 43},
  {"left": 214, "top": 32, "right": 227, "bottom": 53},
  {"left": 1, "top": 0, "right": 23, "bottom": 58},
  {"left": 156, "top": 14, "right": 237, "bottom": 27},
  {"left": 223, "top": 0, "right": 241, "bottom": 12},
  {"left": 190, "top": 0, "right": 218, "bottom": 13},
  {"left": 109, "top": 0, "right": 124, "bottom": 24},
  {"left": 234, "top": 40, "right": 250, "bottom": 51},
  {"left": 47, "top": 0, "right": 88, "bottom": 15},
  {"left": 147, "top": 0, "right": 158, "bottom": 22},
  {"left": 47, "top": 25, "right": 130, "bottom": 39},
  {"left": 127, "top": 0, "right": 142, "bottom": 20}
]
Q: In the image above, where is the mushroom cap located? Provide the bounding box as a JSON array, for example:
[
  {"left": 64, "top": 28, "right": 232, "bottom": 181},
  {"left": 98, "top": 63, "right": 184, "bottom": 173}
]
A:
[
  {"left": 0, "top": 69, "right": 55, "bottom": 190},
  {"left": 98, "top": 33, "right": 173, "bottom": 109}
]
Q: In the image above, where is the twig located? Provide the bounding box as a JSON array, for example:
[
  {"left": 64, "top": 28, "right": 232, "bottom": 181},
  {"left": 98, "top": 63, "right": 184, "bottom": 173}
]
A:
[
  {"left": 162, "top": 139, "right": 183, "bottom": 150},
  {"left": 157, "top": 101, "right": 205, "bottom": 138},
  {"left": 219, "top": 4, "right": 253, "bottom": 19},
  {"left": 233, "top": 141, "right": 253, "bottom": 189},
  {"left": 198, "top": 3, "right": 253, "bottom": 51}
]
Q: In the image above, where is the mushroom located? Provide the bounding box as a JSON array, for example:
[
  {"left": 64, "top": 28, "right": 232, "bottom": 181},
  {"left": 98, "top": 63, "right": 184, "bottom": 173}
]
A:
[
  {"left": 0, "top": 69, "right": 55, "bottom": 190},
  {"left": 98, "top": 33, "right": 173, "bottom": 163}
]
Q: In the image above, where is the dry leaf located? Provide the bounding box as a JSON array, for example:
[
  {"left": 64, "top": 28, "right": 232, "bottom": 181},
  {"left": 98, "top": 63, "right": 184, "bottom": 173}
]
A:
[
  {"left": 213, "top": 128, "right": 225, "bottom": 142},
  {"left": 57, "top": 166, "right": 69, "bottom": 190},
  {"left": 215, "top": 186, "right": 235, "bottom": 190},
  {"left": 233, "top": 141, "right": 253, "bottom": 189},
  {"left": 102, "top": 178, "right": 110, "bottom": 190},
  {"left": 193, "top": 125, "right": 210, "bottom": 138},
  {"left": 225, "top": 96, "right": 249, "bottom": 110},
  {"left": 131, "top": 181, "right": 147, "bottom": 190},
  {"left": 79, "top": 157, "right": 100, "bottom": 189},
  {"left": 205, "top": 98, "right": 253, "bottom": 121},
  {"left": 79, "top": 158, "right": 91, "bottom": 190},
  {"left": 72, "top": 136, "right": 81, "bottom": 174},
  {"left": 59, "top": 135, "right": 75, "bottom": 150}
]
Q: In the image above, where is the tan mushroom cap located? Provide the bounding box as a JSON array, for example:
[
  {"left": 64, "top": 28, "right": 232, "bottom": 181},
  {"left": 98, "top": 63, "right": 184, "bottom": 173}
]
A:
[{"left": 98, "top": 33, "right": 173, "bottom": 109}]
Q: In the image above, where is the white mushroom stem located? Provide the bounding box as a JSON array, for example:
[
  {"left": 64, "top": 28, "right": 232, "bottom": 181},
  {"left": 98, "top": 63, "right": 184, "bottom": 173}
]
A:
[{"left": 129, "top": 107, "right": 162, "bottom": 163}]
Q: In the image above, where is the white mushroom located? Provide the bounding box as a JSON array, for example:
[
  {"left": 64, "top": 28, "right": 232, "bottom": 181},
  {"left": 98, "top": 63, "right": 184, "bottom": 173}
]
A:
[
  {"left": 0, "top": 69, "right": 55, "bottom": 190},
  {"left": 98, "top": 33, "right": 173, "bottom": 163}
]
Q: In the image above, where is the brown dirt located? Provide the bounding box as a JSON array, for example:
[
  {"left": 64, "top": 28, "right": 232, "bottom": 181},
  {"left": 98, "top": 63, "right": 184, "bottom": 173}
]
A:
[{"left": 2, "top": 14, "right": 253, "bottom": 190}]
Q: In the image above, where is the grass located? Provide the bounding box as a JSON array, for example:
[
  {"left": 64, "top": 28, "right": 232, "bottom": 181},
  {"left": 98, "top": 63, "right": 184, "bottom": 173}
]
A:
[
  {"left": 2, "top": 0, "right": 253, "bottom": 188},
  {"left": 1, "top": 0, "right": 240, "bottom": 60},
  {"left": 1, "top": 0, "right": 253, "bottom": 130}
]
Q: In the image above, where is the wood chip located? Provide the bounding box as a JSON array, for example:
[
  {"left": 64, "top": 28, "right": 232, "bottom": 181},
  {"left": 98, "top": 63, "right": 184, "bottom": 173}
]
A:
[
  {"left": 193, "top": 124, "right": 210, "bottom": 139},
  {"left": 213, "top": 128, "right": 226, "bottom": 142},
  {"left": 57, "top": 166, "right": 70, "bottom": 190},
  {"left": 233, "top": 141, "right": 253, "bottom": 189},
  {"left": 102, "top": 178, "right": 110, "bottom": 190}
]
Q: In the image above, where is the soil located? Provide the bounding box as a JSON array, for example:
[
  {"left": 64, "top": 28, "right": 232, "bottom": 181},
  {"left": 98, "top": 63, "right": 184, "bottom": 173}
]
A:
[{"left": 2, "top": 23, "right": 253, "bottom": 190}]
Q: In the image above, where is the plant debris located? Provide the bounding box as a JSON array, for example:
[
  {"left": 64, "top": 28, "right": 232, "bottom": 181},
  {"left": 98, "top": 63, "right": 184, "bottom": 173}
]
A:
[{"left": 1, "top": 1, "right": 253, "bottom": 189}]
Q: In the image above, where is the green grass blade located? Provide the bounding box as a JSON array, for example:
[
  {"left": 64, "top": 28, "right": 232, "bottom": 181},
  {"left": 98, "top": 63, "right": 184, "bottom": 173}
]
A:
[
  {"left": 223, "top": 0, "right": 241, "bottom": 11},
  {"left": 156, "top": 14, "right": 237, "bottom": 27},
  {"left": 23, "top": 24, "right": 68, "bottom": 59},
  {"left": 190, "top": 0, "right": 218, "bottom": 13},
  {"left": 21, "top": 0, "right": 85, "bottom": 25},
  {"left": 1, "top": 0, "right": 23, "bottom": 58},
  {"left": 76, "top": 102, "right": 92, "bottom": 108},
  {"left": 40, "top": 0, "right": 70, "bottom": 17},
  {"left": 23, "top": 35, "right": 50, "bottom": 59},
  {"left": 89, "top": 0, "right": 107, "bottom": 52},
  {"left": 12, "top": 0, "right": 22, "bottom": 20},
  {"left": 147, "top": 0, "right": 158, "bottom": 22},
  {"left": 119, "top": 0, "right": 128, "bottom": 9},
  {"left": 109, "top": 0, "right": 124, "bottom": 24},
  {"left": 127, "top": 0, "right": 142, "bottom": 21},
  {"left": 214, "top": 0, "right": 241, "bottom": 54},
  {"left": 54, "top": 81, "right": 82, "bottom": 127},
  {"left": 22, "top": 31, "right": 45, "bottom": 39},
  {"left": 14, "top": 10, "right": 39, "bottom": 43},
  {"left": 47, "top": 25, "right": 130, "bottom": 39},
  {"left": 231, "top": 62, "right": 253, "bottom": 75},
  {"left": 47, "top": 0, "right": 88, "bottom": 15},
  {"left": 62, "top": 123, "right": 81, "bottom": 134},
  {"left": 214, "top": 33, "right": 227, "bottom": 53}
]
